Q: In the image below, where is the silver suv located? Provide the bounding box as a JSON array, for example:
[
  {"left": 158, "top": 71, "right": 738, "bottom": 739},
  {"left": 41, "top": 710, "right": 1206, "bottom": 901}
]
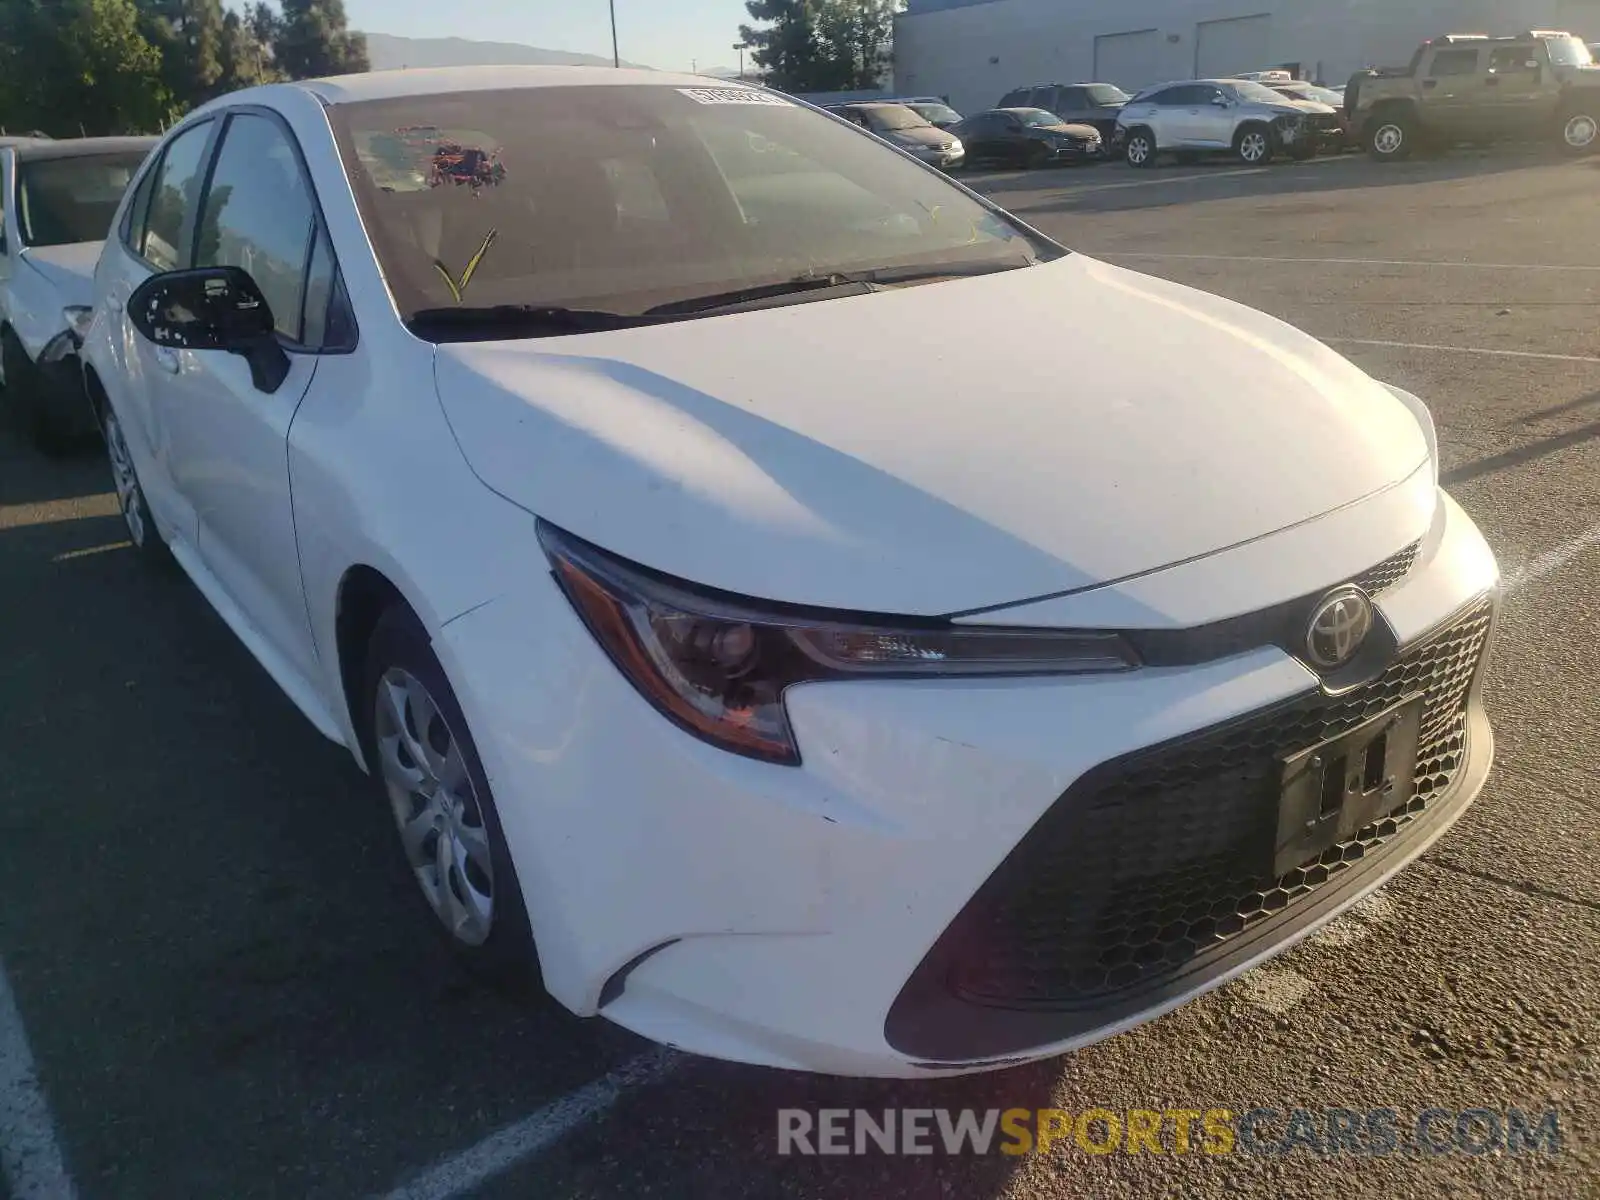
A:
[{"left": 1117, "top": 78, "right": 1340, "bottom": 167}]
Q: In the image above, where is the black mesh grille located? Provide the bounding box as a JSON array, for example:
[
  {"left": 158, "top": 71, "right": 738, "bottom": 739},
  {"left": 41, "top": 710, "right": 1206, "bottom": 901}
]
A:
[
  {"left": 1352, "top": 540, "right": 1421, "bottom": 598},
  {"left": 942, "top": 596, "right": 1492, "bottom": 1012}
]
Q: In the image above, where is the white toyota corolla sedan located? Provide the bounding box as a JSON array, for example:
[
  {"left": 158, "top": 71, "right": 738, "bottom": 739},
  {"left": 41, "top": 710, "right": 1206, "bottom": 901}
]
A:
[{"left": 81, "top": 67, "right": 1499, "bottom": 1078}]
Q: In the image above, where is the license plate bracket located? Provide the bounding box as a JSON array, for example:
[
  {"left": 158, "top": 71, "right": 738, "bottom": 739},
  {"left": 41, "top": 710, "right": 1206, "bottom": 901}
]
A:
[{"left": 1273, "top": 694, "right": 1424, "bottom": 878}]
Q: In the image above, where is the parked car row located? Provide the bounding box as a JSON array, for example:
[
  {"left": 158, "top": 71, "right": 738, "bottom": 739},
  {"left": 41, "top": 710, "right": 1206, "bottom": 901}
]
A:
[{"left": 0, "top": 65, "right": 1502, "bottom": 1079}]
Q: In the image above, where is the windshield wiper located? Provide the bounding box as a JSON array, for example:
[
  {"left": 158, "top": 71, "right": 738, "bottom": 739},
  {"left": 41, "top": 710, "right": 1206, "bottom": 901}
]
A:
[
  {"left": 407, "top": 304, "right": 655, "bottom": 341},
  {"left": 644, "top": 258, "right": 1038, "bottom": 319},
  {"left": 643, "top": 274, "right": 874, "bottom": 318}
]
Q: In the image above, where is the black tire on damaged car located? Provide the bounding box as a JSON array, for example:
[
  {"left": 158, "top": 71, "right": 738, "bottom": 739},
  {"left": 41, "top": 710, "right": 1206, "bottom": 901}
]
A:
[
  {"left": 1, "top": 328, "right": 75, "bottom": 456},
  {"left": 1233, "top": 122, "right": 1275, "bottom": 165},
  {"left": 1558, "top": 98, "right": 1599, "bottom": 155},
  {"left": 1124, "top": 126, "right": 1157, "bottom": 168},
  {"left": 1366, "top": 109, "right": 1415, "bottom": 161}
]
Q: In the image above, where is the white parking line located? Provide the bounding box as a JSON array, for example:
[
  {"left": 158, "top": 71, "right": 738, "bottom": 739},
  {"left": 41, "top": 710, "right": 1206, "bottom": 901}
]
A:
[
  {"left": 0, "top": 958, "right": 77, "bottom": 1200},
  {"left": 1323, "top": 337, "right": 1600, "bottom": 365},
  {"left": 1505, "top": 520, "right": 1600, "bottom": 591},
  {"left": 1096, "top": 251, "right": 1600, "bottom": 272},
  {"left": 380, "top": 1048, "right": 680, "bottom": 1200}
]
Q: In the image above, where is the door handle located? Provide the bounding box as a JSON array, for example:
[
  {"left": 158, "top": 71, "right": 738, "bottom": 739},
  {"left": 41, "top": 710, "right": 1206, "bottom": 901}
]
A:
[{"left": 153, "top": 347, "right": 180, "bottom": 375}]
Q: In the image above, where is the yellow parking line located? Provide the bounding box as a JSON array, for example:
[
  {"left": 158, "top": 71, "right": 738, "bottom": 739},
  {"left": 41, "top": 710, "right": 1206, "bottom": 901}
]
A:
[{"left": 0, "top": 494, "right": 119, "bottom": 531}]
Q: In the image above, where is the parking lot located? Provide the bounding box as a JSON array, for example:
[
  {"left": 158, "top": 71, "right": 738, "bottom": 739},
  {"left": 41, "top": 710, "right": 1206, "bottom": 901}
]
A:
[{"left": 3, "top": 146, "right": 1599, "bottom": 1199}]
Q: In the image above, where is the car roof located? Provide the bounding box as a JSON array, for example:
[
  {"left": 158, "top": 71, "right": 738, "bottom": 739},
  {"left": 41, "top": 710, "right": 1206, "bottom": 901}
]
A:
[
  {"left": 13, "top": 136, "right": 158, "bottom": 161},
  {"left": 293, "top": 65, "right": 715, "bottom": 106}
]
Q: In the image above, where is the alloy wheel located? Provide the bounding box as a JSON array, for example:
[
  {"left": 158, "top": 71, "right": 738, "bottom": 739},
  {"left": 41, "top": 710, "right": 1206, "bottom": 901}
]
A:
[
  {"left": 103, "top": 408, "right": 148, "bottom": 547},
  {"left": 1374, "top": 124, "right": 1404, "bottom": 156},
  {"left": 1564, "top": 114, "right": 1597, "bottom": 149},
  {"left": 1240, "top": 131, "right": 1269, "bottom": 163},
  {"left": 1126, "top": 137, "right": 1150, "bottom": 165},
  {"left": 375, "top": 667, "right": 496, "bottom": 946}
]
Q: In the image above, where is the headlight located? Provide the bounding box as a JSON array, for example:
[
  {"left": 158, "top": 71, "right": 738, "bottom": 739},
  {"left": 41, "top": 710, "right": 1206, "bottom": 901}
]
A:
[
  {"left": 947, "top": 138, "right": 964, "bottom": 153},
  {"left": 538, "top": 522, "right": 1139, "bottom": 765},
  {"left": 63, "top": 305, "right": 94, "bottom": 343}
]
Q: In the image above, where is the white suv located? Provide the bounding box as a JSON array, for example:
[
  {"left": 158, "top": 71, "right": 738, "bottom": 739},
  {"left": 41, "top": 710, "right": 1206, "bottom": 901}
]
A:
[{"left": 1118, "top": 78, "right": 1340, "bottom": 167}]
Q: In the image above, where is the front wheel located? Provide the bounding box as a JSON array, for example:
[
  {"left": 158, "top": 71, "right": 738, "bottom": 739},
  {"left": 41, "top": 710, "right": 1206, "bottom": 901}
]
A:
[
  {"left": 1124, "top": 128, "right": 1157, "bottom": 168},
  {"left": 363, "top": 606, "right": 538, "bottom": 987},
  {"left": 1559, "top": 106, "right": 1599, "bottom": 155},
  {"left": 1367, "top": 113, "right": 1414, "bottom": 161},
  {"left": 1234, "top": 124, "right": 1274, "bottom": 165}
]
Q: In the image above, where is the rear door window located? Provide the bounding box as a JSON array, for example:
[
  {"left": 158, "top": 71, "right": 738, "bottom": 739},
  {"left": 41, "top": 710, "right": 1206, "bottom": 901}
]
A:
[
  {"left": 1429, "top": 49, "right": 1483, "bottom": 77},
  {"left": 137, "top": 120, "right": 215, "bottom": 271}
]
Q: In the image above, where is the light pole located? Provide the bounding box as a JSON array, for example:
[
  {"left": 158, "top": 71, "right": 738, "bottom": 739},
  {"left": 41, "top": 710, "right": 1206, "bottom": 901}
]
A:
[
  {"left": 733, "top": 42, "right": 748, "bottom": 81},
  {"left": 609, "top": 0, "right": 620, "bottom": 67}
]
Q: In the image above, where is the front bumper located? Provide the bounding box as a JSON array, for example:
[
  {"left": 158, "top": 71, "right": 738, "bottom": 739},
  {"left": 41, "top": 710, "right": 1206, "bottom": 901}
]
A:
[
  {"left": 908, "top": 145, "right": 965, "bottom": 169},
  {"left": 439, "top": 488, "right": 1498, "bottom": 1078},
  {"left": 1043, "top": 140, "right": 1101, "bottom": 162}
]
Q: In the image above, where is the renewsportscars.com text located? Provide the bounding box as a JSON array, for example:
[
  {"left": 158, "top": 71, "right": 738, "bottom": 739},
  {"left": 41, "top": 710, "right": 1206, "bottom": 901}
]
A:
[{"left": 776, "top": 1107, "right": 1562, "bottom": 1157}]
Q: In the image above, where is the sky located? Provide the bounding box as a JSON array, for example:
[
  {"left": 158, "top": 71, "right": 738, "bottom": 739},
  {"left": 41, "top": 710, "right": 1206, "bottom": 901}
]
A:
[{"left": 341, "top": 0, "right": 758, "bottom": 74}]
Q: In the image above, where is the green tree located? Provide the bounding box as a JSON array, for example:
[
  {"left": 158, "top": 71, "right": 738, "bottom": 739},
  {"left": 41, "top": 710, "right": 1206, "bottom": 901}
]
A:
[
  {"left": 818, "top": 0, "right": 898, "bottom": 90},
  {"left": 135, "top": 0, "right": 226, "bottom": 104},
  {"left": 217, "top": 9, "right": 275, "bottom": 92},
  {"left": 273, "top": 0, "right": 367, "bottom": 80},
  {"left": 740, "top": 0, "right": 899, "bottom": 92},
  {"left": 0, "top": 0, "right": 171, "bottom": 136}
]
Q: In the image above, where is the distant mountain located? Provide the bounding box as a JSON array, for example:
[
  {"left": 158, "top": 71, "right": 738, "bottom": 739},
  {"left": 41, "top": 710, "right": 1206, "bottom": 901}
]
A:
[{"left": 363, "top": 32, "right": 652, "bottom": 72}]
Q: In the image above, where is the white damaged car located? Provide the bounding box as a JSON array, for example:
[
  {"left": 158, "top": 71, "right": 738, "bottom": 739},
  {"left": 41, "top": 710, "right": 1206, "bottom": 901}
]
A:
[
  {"left": 0, "top": 136, "right": 155, "bottom": 451},
  {"left": 82, "top": 70, "right": 1497, "bottom": 1077}
]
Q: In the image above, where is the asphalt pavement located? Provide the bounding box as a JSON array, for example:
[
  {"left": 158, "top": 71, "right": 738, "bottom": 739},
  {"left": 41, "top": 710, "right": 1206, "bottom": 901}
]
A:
[{"left": 2, "top": 147, "right": 1599, "bottom": 1199}]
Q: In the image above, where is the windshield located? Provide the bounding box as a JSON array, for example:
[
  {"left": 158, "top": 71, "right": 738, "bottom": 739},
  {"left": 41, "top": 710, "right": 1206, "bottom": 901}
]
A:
[
  {"left": 861, "top": 105, "right": 931, "bottom": 132},
  {"left": 1084, "top": 84, "right": 1130, "bottom": 106},
  {"left": 1016, "top": 109, "right": 1063, "bottom": 127},
  {"left": 331, "top": 86, "right": 1056, "bottom": 329},
  {"left": 1544, "top": 36, "right": 1593, "bottom": 66},
  {"left": 16, "top": 153, "right": 147, "bottom": 247},
  {"left": 906, "top": 102, "right": 961, "bottom": 125},
  {"left": 1228, "top": 81, "right": 1300, "bottom": 105}
]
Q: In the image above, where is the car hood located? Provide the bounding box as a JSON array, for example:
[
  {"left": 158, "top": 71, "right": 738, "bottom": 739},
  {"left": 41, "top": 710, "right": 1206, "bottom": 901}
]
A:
[
  {"left": 1269, "top": 99, "right": 1338, "bottom": 115},
  {"left": 20, "top": 241, "right": 102, "bottom": 308},
  {"left": 1041, "top": 122, "right": 1102, "bottom": 137},
  {"left": 434, "top": 255, "right": 1428, "bottom": 616}
]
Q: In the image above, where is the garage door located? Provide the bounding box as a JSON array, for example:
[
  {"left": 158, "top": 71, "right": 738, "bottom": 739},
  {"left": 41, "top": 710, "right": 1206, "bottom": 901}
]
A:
[
  {"left": 1195, "top": 14, "right": 1272, "bottom": 79},
  {"left": 1094, "top": 29, "right": 1161, "bottom": 92}
]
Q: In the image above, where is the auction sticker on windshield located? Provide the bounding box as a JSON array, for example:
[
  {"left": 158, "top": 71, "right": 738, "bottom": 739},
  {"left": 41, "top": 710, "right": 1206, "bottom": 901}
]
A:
[{"left": 678, "top": 87, "right": 792, "bottom": 105}]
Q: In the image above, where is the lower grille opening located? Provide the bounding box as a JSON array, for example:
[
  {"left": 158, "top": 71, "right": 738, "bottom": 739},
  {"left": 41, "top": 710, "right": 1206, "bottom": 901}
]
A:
[{"left": 937, "top": 596, "right": 1493, "bottom": 1014}]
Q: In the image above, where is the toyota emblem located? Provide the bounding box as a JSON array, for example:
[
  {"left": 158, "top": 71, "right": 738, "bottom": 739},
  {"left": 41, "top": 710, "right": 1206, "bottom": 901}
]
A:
[{"left": 1305, "top": 588, "right": 1373, "bottom": 669}]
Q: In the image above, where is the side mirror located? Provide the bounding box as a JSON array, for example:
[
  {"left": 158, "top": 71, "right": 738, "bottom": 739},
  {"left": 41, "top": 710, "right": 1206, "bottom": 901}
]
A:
[{"left": 128, "top": 266, "right": 290, "bottom": 394}]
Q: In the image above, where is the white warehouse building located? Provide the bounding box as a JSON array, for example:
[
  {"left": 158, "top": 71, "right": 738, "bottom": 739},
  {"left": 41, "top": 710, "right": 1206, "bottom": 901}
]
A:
[{"left": 894, "top": 0, "right": 1600, "bottom": 115}]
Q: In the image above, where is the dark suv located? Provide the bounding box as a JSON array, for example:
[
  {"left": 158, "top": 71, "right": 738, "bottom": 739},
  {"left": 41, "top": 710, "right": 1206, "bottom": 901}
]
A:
[{"left": 996, "top": 82, "right": 1131, "bottom": 150}]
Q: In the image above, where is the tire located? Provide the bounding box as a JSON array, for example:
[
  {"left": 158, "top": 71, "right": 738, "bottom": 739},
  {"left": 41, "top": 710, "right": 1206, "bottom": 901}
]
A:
[
  {"left": 1124, "top": 127, "right": 1157, "bottom": 168},
  {"left": 1290, "top": 143, "right": 1316, "bottom": 161},
  {"left": 1, "top": 329, "right": 75, "bottom": 457},
  {"left": 1558, "top": 104, "right": 1599, "bottom": 156},
  {"left": 1366, "top": 112, "right": 1414, "bottom": 161},
  {"left": 362, "top": 605, "right": 539, "bottom": 989},
  {"left": 1026, "top": 141, "right": 1051, "bottom": 170},
  {"left": 100, "top": 401, "right": 172, "bottom": 566},
  {"left": 1234, "top": 123, "right": 1274, "bottom": 165}
]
